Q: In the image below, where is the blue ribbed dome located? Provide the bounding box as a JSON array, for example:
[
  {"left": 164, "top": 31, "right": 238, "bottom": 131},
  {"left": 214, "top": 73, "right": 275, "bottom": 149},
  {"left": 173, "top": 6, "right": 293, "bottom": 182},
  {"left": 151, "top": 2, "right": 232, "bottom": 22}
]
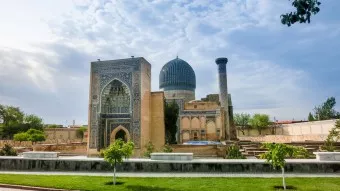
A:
[{"left": 159, "top": 57, "right": 196, "bottom": 91}]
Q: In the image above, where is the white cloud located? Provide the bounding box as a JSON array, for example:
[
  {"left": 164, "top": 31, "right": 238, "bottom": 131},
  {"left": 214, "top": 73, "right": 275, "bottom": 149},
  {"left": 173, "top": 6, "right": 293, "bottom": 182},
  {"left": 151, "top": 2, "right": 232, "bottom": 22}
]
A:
[{"left": 0, "top": 0, "right": 337, "bottom": 124}]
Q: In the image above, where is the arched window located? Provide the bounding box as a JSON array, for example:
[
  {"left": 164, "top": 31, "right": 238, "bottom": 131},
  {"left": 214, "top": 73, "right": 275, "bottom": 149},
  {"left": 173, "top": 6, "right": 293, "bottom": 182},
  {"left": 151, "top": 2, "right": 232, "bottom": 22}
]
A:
[{"left": 101, "top": 79, "right": 130, "bottom": 114}]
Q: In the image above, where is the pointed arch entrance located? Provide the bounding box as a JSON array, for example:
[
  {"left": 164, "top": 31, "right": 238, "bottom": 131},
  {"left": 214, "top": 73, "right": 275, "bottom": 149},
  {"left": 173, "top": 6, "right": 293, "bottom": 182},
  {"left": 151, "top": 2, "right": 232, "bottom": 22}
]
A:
[{"left": 110, "top": 125, "right": 131, "bottom": 143}]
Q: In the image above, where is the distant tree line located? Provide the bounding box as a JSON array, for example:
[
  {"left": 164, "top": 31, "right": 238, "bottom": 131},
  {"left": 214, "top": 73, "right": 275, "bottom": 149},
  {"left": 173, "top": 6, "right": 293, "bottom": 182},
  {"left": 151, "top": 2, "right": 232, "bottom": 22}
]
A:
[
  {"left": 0, "top": 104, "right": 44, "bottom": 139},
  {"left": 308, "top": 97, "right": 340, "bottom": 121},
  {"left": 234, "top": 113, "right": 271, "bottom": 135}
]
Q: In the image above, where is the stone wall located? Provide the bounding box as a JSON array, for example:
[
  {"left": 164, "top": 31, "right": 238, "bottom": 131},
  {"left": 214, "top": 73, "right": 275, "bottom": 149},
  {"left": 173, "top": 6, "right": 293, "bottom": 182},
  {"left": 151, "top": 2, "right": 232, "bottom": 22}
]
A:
[
  {"left": 171, "top": 145, "right": 226, "bottom": 157},
  {"left": 237, "top": 120, "right": 337, "bottom": 142},
  {"left": 238, "top": 135, "right": 329, "bottom": 143},
  {"left": 44, "top": 128, "right": 87, "bottom": 144},
  {"left": 33, "top": 143, "right": 87, "bottom": 155},
  {"left": 0, "top": 157, "right": 339, "bottom": 173}
]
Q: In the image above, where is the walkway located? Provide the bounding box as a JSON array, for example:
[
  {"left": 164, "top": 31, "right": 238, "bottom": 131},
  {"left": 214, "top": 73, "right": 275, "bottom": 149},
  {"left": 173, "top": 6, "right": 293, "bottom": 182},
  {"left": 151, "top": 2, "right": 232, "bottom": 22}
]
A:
[{"left": 0, "top": 171, "right": 339, "bottom": 177}]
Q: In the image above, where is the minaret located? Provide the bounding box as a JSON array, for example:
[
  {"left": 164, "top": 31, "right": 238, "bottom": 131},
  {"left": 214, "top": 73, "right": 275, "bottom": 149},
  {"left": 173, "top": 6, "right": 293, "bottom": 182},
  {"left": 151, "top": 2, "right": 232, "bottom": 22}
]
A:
[{"left": 215, "top": 57, "right": 231, "bottom": 140}]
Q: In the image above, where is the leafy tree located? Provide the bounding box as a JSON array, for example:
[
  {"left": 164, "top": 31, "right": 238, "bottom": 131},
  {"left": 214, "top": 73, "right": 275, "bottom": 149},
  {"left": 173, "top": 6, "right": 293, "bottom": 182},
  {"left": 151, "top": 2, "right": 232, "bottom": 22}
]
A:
[
  {"left": 13, "top": 132, "right": 30, "bottom": 142},
  {"left": 24, "top": 114, "right": 43, "bottom": 130},
  {"left": 26, "top": 129, "right": 45, "bottom": 143},
  {"left": 234, "top": 113, "right": 251, "bottom": 135},
  {"left": 249, "top": 114, "right": 270, "bottom": 135},
  {"left": 0, "top": 104, "right": 44, "bottom": 138},
  {"left": 321, "top": 120, "right": 340, "bottom": 151},
  {"left": 0, "top": 105, "right": 24, "bottom": 127},
  {"left": 308, "top": 112, "right": 315, "bottom": 121},
  {"left": 164, "top": 101, "right": 179, "bottom": 144},
  {"left": 0, "top": 144, "right": 17, "bottom": 156},
  {"left": 143, "top": 141, "right": 155, "bottom": 158},
  {"left": 226, "top": 144, "right": 245, "bottom": 159},
  {"left": 313, "top": 97, "right": 339, "bottom": 120},
  {"left": 281, "top": 0, "right": 321, "bottom": 27},
  {"left": 76, "top": 127, "right": 87, "bottom": 142},
  {"left": 261, "top": 143, "right": 309, "bottom": 190},
  {"left": 103, "top": 139, "right": 134, "bottom": 185}
]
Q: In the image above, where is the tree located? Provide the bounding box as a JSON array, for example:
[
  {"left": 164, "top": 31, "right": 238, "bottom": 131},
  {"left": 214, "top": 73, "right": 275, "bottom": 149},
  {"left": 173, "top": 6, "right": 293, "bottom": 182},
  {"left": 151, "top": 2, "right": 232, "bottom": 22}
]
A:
[
  {"left": 103, "top": 139, "right": 134, "bottom": 185},
  {"left": 24, "top": 114, "right": 43, "bottom": 130},
  {"left": 26, "top": 129, "right": 45, "bottom": 143},
  {"left": 249, "top": 114, "right": 270, "bottom": 135},
  {"left": 308, "top": 112, "right": 315, "bottom": 121},
  {"left": 234, "top": 113, "right": 251, "bottom": 135},
  {"left": 0, "top": 104, "right": 44, "bottom": 139},
  {"left": 281, "top": 0, "right": 321, "bottom": 27},
  {"left": 76, "top": 127, "right": 87, "bottom": 142},
  {"left": 13, "top": 132, "right": 29, "bottom": 142},
  {"left": 164, "top": 101, "right": 179, "bottom": 144},
  {"left": 0, "top": 105, "right": 24, "bottom": 127},
  {"left": 261, "top": 143, "right": 309, "bottom": 190},
  {"left": 313, "top": 97, "right": 339, "bottom": 120}
]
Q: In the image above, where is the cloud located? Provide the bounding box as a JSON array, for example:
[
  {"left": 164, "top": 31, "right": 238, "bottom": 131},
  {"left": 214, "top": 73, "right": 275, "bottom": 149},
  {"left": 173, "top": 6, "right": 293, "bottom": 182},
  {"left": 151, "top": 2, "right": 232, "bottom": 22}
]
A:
[{"left": 1, "top": 0, "right": 340, "bottom": 124}]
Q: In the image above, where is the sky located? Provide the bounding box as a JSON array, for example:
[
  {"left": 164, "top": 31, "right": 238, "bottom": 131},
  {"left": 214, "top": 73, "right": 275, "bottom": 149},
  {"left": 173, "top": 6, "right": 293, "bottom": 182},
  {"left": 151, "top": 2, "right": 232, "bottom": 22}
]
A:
[{"left": 0, "top": 0, "right": 339, "bottom": 125}]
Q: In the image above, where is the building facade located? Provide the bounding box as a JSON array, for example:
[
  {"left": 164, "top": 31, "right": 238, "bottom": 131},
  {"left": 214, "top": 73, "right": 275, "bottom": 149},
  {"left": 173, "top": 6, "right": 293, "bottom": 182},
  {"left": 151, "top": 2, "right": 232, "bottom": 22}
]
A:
[
  {"left": 159, "top": 57, "right": 236, "bottom": 143},
  {"left": 87, "top": 57, "right": 165, "bottom": 156}
]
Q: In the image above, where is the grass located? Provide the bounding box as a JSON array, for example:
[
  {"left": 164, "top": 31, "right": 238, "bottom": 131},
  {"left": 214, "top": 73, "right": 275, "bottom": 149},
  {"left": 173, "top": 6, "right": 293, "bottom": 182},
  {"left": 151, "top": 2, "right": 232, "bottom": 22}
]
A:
[{"left": 0, "top": 175, "right": 339, "bottom": 191}]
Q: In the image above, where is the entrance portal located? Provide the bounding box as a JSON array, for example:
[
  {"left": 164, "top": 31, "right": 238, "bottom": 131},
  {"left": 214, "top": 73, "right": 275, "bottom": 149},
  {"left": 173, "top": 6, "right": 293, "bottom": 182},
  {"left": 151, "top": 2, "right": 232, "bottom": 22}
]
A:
[{"left": 115, "top": 129, "right": 127, "bottom": 142}]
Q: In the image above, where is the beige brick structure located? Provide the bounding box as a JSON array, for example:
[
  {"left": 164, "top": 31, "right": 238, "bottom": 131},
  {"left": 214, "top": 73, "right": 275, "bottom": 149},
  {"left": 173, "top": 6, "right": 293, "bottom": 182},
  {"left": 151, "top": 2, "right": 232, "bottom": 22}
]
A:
[{"left": 87, "top": 58, "right": 165, "bottom": 157}]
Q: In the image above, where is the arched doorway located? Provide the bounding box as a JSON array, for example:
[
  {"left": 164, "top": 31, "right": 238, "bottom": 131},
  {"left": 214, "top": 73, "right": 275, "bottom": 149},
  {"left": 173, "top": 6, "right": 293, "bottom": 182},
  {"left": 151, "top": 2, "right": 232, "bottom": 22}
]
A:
[
  {"left": 115, "top": 129, "right": 127, "bottom": 142},
  {"left": 110, "top": 125, "right": 131, "bottom": 144}
]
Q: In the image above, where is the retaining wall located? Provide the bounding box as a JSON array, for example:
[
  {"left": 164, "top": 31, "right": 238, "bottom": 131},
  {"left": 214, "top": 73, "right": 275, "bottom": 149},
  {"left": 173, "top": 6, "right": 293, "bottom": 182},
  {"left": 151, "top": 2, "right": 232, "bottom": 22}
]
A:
[{"left": 0, "top": 157, "right": 339, "bottom": 173}]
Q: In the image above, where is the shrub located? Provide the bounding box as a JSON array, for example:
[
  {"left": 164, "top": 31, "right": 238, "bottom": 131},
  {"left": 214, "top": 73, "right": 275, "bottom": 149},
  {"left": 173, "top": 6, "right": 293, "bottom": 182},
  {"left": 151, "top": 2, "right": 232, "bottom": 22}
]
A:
[
  {"left": 0, "top": 144, "right": 17, "bottom": 156},
  {"left": 321, "top": 120, "right": 340, "bottom": 152},
  {"left": 226, "top": 144, "right": 245, "bottom": 159},
  {"left": 13, "top": 128, "right": 45, "bottom": 144},
  {"left": 162, "top": 144, "right": 173, "bottom": 153},
  {"left": 13, "top": 132, "right": 29, "bottom": 142},
  {"left": 143, "top": 141, "right": 154, "bottom": 158}
]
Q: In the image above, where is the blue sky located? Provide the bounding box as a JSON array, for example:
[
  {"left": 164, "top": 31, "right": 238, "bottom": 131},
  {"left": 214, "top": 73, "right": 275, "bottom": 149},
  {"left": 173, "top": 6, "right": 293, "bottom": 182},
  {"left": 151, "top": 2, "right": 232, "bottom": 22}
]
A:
[{"left": 0, "top": 0, "right": 339, "bottom": 125}]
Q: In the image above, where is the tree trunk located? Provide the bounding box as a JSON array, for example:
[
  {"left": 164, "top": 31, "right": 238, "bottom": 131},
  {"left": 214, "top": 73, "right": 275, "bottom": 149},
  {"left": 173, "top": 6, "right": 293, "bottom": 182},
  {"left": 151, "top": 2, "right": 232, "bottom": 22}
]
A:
[
  {"left": 113, "top": 161, "right": 116, "bottom": 185},
  {"left": 282, "top": 167, "right": 286, "bottom": 190},
  {"left": 258, "top": 128, "right": 262, "bottom": 135}
]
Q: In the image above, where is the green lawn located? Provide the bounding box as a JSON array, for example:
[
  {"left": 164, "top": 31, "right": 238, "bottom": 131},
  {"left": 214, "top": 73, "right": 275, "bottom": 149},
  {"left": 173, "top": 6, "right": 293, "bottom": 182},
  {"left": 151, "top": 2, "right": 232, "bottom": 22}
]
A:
[{"left": 0, "top": 175, "right": 339, "bottom": 191}]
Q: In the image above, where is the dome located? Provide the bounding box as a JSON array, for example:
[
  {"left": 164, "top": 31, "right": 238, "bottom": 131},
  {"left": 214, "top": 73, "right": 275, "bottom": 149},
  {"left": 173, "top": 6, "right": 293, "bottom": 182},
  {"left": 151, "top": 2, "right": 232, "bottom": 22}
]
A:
[{"left": 159, "top": 57, "right": 196, "bottom": 91}]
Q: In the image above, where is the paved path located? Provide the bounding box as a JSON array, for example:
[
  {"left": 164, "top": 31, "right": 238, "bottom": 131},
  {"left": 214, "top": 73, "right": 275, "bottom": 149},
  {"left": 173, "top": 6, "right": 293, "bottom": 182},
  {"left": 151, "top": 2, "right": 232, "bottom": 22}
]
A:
[{"left": 0, "top": 171, "right": 340, "bottom": 177}]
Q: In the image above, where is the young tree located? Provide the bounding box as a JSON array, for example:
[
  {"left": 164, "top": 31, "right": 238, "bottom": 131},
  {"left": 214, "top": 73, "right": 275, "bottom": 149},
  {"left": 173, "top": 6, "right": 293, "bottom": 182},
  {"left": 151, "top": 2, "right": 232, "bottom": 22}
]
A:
[
  {"left": 103, "top": 139, "right": 134, "bottom": 185},
  {"left": 281, "top": 0, "right": 321, "bottom": 27},
  {"left": 13, "top": 132, "right": 29, "bottom": 142},
  {"left": 164, "top": 101, "right": 179, "bottom": 144},
  {"left": 308, "top": 112, "right": 315, "bottom": 121},
  {"left": 249, "top": 114, "right": 270, "bottom": 135},
  {"left": 261, "top": 143, "right": 309, "bottom": 190},
  {"left": 234, "top": 113, "right": 251, "bottom": 135}
]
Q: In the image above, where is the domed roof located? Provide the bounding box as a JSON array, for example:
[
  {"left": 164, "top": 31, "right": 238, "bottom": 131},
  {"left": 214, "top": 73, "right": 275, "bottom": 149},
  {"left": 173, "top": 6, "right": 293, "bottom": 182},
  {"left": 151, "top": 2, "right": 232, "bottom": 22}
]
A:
[{"left": 159, "top": 57, "right": 196, "bottom": 91}]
